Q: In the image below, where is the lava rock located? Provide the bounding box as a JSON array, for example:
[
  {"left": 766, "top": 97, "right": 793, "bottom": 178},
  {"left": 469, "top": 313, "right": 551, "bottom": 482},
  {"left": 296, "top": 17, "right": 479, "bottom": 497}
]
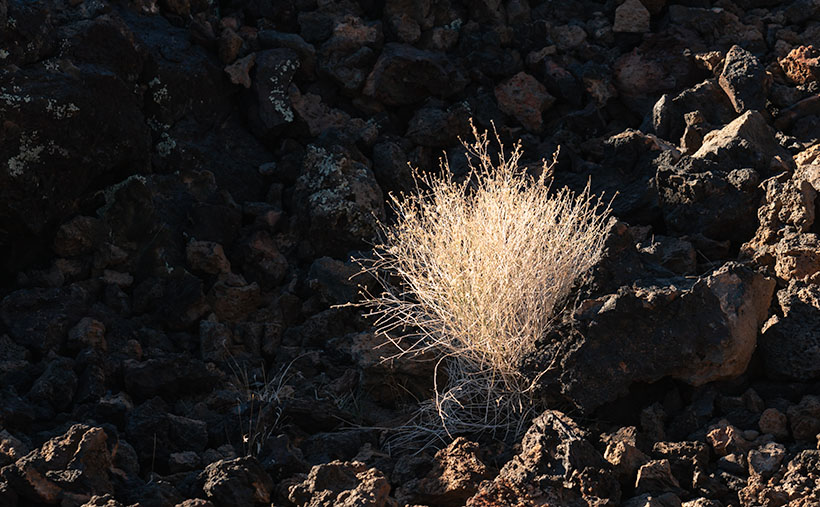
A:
[
  {"left": 494, "top": 71, "right": 555, "bottom": 132},
  {"left": 657, "top": 163, "right": 761, "bottom": 244},
  {"left": 28, "top": 356, "right": 78, "bottom": 413},
  {"left": 292, "top": 144, "right": 385, "bottom": 258},
  {"left": 250, "top": 48, "right": 300, "bottom": 135},
  {"left": 779, "top": 45, "right": 820, "bottom": 85},
  {"left": 0, "top": 283, "right": 93, "bottom": 354},
  {"left": 200, "top": 456, "right": 274, "bottom": 506},
  {"left": 614, "top": 0, "right": 650, "bottom": 33},
  {"left": 396, "top": 437, "right": 492, "bottom": 507},
  {"left": 286, "top": 460, "right": 393, "bottom": 506},
  {"left": 759, "top": 281, "right": 820, "bottom": 380},
  {"left": 122, "top": 356, "right": 221, "bottom": 401},
  {"left": 467, "top": 410, "right": 613, "bottom": 505},
  {"left": 0, "top": 424, "right": 114, "bottom": 504},
  {"left": 528, "top": 261, "right": 775, "bottom": 412},
  {"left": 363, "top": 43, "right": 468, "bottom": 105},
  {"left": 719, "top": 45, "right": 768, "bottom": 114}
]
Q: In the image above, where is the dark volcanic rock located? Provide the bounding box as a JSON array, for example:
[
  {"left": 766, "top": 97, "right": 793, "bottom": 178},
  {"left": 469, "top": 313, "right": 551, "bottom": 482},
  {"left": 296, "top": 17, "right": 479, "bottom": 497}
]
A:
[
  {"left": 28, "top": 356, "right": 78, "bottom": 412},
  {"left": 0, "top": 424, "right": 114, "bottom": 505},
  {"left": 0, "top": 64, "right": 150, "bottom": 273},
  {"left": 657, "top": 163, "right": 761, "bottom": 245},
  {"left": 649, "top": 79, "right": 736, "bottom": 145},
  {"left": 396, "top": 437, "right": 492, "bottom": 507},
  {"left": 689, "top": 110, "right": 783, "bottom": 174},
  {"left": 528, "top": 262, "right": 774, "bottom": 412},
  {"left": 292, "top": 144, "right": 385, "bottom": 258},
  {"left": 200, "top": 456, "right": 274, "bottom": 506},
  {"left": 122, "top": 356, "right": 221, "bottom": 401},
  {"left": 760, "top": 281, "right": 820, "bottom": 380},
  {"left": 250, "top": 48, "right": 300, "bottom": 136},
  {"left": 363, "top": 43, "right": 468, "bottom": 105},
  {"left": 0, "top": 283, "right": 94, "bottom": 354},
  {"left": 286, "top": 460, "right": 393, "bottom": 507},
  {"left": 718, "top": 45, "right": 768, "bottom": 114},
  {"left": 467, "top": 410, "right": 616, "bottom": 506}
]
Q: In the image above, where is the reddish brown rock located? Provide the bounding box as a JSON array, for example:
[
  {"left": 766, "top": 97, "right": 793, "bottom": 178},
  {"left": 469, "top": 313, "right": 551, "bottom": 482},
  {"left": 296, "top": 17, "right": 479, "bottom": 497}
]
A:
[
  {"left": 287, "top": 460, "right": 394, "bottom": 507},
  {"left": 635, "top": 459, "right": 680, "bottom": 495},
  {"left": 779, "top": 45, "right": 820, "bottom": 85},
  {"left": 224, "top": 53, "right": 256, "bottom": 89},
  {"left": 706, "top": 420, "right": 752, "bottom": 457},
  {"left": 187, "top": 240, "right": 231, "bottom": 275},
  {"left": 218, "top": 28, "right": 243, "bottom": 64},
  {"left": 788, "top": 396, "right": 820, "bottom": 442},
  {"left": 207, "top": 274, "right": 261, "bottom": 323},
  {"left": 758, "top": 408, "right": 789, "bottom": 439},
  {"left": 614, "top": 0, "right": 650, "bottom": 33},
  {"left": 0, "top": 425, "right": 114, "bottom": 504},
  {"left": 397, "top": 437, "right": 492, "bottom": 507},
  {"left": 494, "top": 71, "right": 555, "bottom": 132}
]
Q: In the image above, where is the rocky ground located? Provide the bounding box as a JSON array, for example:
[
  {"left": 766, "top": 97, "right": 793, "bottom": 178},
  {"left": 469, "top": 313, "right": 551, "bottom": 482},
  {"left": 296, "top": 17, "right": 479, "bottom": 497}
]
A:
[{"left": 0, "top": 0, "right": 819, "bottom": 505}]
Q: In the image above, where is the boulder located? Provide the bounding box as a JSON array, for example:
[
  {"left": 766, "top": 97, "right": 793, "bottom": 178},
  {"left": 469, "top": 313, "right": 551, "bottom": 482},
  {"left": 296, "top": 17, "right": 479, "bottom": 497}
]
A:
[
  {"left": 122, "top": 356, "right": 221, "bottom": 401},
  {"left": 494, "top": 71, "right": 555, "bottom": 132},
  {"left": 0, "top": 425, "right": 114, "bottom": 505},
  {"left": 0, "top": 284, "right": 93, "bottom": 354},
  {"left": 613, "top": 0, "right": 650, "bottom": 33},
  {"left": 527, "top": 261, "right": 775, "bottom": 412},
  {"left": 718, "top": 45, "right": 768, "bottom": 113},
  {"left": 287, "top": 460, "right": 393, "bottom": 507},
  {"left": 250, "top": 48, "right": 300, "bottom": 134},
  {"left": 200, "top": 457, "right": 274, "bottom": 507},
  {"left": 657, "top": 163, "right": 761, "bottom": 244},
  {"left": 779, "top": 45, "right": 820, "bottom": 85},
  {"left": 293, "top": 145, "right": 385, "bottom": 258},
  {"left": 649, "top": 80, "right": 736, "bottom": 144},
  {"left": 467, "top": 410, "right": 618, "bottom": 506},
  {"left": 396, "top": 437, "right": 492, "bottom": 507},
  {"left": 318, "top": 16, "right": 382, "bottom": 92},
  {"left": 760, "top": 282, "right": 820, "bottom": 380},
  {"left": 691, "top": 110, "right": 782, "bottom": 174},
  {"left": 363, "top": 43, "right": 468, "bottom": 105}
]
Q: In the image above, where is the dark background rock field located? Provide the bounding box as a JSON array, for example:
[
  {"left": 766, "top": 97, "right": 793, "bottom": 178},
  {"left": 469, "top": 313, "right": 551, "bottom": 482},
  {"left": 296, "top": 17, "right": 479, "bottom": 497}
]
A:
[{"left": 1, "top": 0, "right": 820, "bottom": 505}]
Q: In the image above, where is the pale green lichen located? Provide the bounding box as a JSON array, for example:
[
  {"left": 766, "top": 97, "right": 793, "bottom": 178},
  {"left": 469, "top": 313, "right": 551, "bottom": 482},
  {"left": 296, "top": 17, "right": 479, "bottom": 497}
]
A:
[
  {"left": 0, "top": 87, "right": 33, "bottom": 109},
  {"left": 98, "top": 174, "right": 149, "bottom": 217},
  {"left": 7, "top": 133, "right": 45, "bottom": 177},
  {"left": 268, "top": 59, "right": 299, "bottom": 122},
  {"left": 46, "top": 99, "right": 80, "bottom": 119},
  {"left": 156, "top": 132, "right": 176, "bottom": 157},
  {"left": 148, "top": 77, "right": 170, "bottom": 105},
  {"left": 6, "top": 132, "right": 70, "bottom": 177}
]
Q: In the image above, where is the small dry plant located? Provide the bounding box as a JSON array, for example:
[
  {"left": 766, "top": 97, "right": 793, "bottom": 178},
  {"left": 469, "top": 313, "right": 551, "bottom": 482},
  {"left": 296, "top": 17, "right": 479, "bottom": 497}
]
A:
[
  {"left": 357, "top": 121, "right": 612, "bottom": 448},
  {"left": 229, "top": 360, "right": 295, "bottom": 457}
]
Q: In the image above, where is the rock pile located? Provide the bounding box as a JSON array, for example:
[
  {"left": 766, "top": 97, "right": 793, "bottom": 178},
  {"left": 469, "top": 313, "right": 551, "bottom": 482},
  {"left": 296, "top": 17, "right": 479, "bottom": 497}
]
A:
[{"left": 1, "top": 0, "right": 820, "bottom": 505}]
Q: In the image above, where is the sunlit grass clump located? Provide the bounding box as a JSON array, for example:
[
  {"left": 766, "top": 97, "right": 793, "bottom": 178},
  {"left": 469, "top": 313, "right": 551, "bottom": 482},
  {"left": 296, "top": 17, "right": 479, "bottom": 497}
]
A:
[{"left": 358, "top": 121, "right": 612, "bottom": 447}]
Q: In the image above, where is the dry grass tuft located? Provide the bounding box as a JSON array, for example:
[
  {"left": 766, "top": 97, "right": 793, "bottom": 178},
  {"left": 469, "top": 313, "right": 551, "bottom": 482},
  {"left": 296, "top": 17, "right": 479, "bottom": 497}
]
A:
[{"left": 357, "top": 121, "right": 612, "bottom": 448}]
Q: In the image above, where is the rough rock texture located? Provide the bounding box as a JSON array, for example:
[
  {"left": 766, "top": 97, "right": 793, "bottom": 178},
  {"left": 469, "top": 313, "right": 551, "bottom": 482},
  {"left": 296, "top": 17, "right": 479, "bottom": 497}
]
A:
[
  {"left": 719, "top": 45, "right": 768, "bottom": 114},
  {"left": 1, "top": 0, "right": 820, "bottom": 504},
  {"left": 363, "top": 43, "right": 468, "bottom": 105},
  {"left": 614, "top": 0, "right": 651, "bottom": 33},
  {"left": 760, "top": 282, "right": 820, "bottom": 380},
  {"left": 494, "top": 71, "right": 555, "bottom": 132},
  {"left": 0, "top": 425, "right": 114, "bottom": 505},
  {"left": 467, "top": 410, "right": 619, "bottom": 506},
  {"left": 528, "top": 257, "right": 775, "bottom": 411},
  {"left": 292, "top": 144, "right": 385, "bottom": 258},
  {"left": 200, "top": 457, "right": 274, "bottom": 506},
  {"left": 287, "top": 460, "right": 394, "bottom": 507},
  {"left": 396, "top": 437, "right": 492, "bottom": 507}
]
